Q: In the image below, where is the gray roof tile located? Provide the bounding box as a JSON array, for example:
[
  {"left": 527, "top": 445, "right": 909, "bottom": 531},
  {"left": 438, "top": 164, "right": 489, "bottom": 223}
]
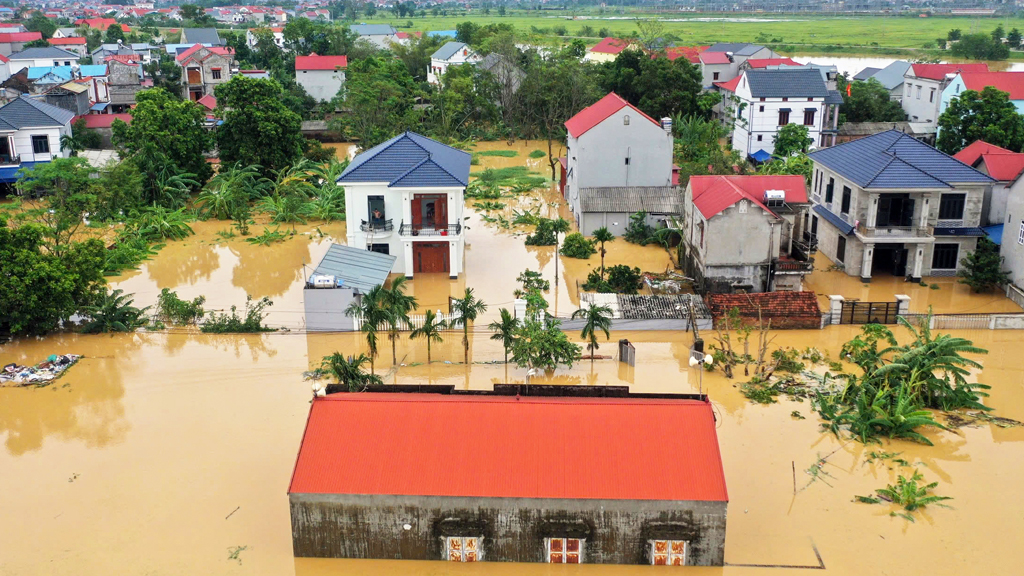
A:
[
  {"left": 432, "top": 41, "right": 468, "bottom": 61},
  {"left": 746, "top": 68, "right": 829, "bottom": 98},
  {"left": 338, "top": 131, "right": 471, "bottom": 187},
  {"left": 0, "top": 95, "right": 74, "bottom": 128},
  {"left": 349, "top": 24, "right": 397, "bottom": 36},
  {"left": 181, "top": 28, "right": 222, "bottom": 45},
  {"left": 9, "top": 46, "right": 78, "bottom": 60}
]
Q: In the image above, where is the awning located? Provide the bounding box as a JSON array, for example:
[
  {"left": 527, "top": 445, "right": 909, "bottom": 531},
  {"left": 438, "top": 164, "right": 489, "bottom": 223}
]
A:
[
  {"left": 983, "top": 224, "right": 1004, "bottom": 245},
  {"left": 779, "top": 108, "right": 792, "bottom": 112},
  {"left": 90, "top": 102, "right": 110, "bottom": 111},
  {"left": 813, "top": 204, "right": 854, "bottom": 235},
  {"left": 0, "top": 162, "right": 37, "bottom": 183},
  {"left": 750, "top": 149, "right": 772, "bottom": 163}
]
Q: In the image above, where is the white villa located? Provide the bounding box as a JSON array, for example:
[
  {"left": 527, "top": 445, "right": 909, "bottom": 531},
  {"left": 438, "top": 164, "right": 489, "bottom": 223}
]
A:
[{"left": 427, "top": 41, "right": 479, "bottom": 85}]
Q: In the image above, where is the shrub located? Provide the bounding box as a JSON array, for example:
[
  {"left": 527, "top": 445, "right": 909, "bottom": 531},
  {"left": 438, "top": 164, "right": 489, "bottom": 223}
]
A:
[
  {"left": 475, "top": 149, "right": 518, "bottom": 157},
  {"left": 201, "top": 296, "right": 275, "bottom": 333},
  {"left": 528, "top": 149, "right": 546, "bottom": 159},
  {"left": 582, "top": 265, "right": 642, "bottom": 293},
  {"left": 560, "top": 232, "right": 596, "bottom": 259},
  {"left": 157, "top": 288, "right": 206, "bottom": 325},
  {"left": 524, "top": 218, "right": 557, "bottom": 246},
  {"left": 623, "top": 211, "right": 655, "bottom": 245}
]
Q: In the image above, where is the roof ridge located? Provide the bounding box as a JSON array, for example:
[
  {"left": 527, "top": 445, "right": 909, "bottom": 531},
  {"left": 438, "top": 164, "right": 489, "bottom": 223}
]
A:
[{"left": 389, "top": 156, "right": 431, "bottom": 186}]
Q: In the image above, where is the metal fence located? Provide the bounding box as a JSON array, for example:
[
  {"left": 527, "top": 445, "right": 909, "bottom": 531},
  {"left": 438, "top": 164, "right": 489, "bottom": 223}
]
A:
[
  {"left": 838, "top": 301, "right": 900, "bottom": 324},
  {"left": 352, "top": 309, "right": 463, "bottom": 332}
]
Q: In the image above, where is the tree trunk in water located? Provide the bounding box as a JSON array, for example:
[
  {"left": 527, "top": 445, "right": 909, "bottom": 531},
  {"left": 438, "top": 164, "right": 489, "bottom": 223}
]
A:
[
  {"left": 391, "top": 334, "right": 397, "bottom": 365},
  {"left": 547, "top": 138, "right": 557, "bottom": 180},
  {"left": 463, "top": 328, "right": 469, "bottom": 364},
  {"left": 427, "top": 341, "right": 432, "bottom": 364}
]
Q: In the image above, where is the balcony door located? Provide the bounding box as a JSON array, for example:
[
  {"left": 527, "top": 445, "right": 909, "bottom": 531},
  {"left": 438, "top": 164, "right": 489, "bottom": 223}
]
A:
[
  {"left": 0, "top": 137, "right": 13, "bottom": 164},
  {"left": 412, "top": 194, "right": 447, "bottom": 230},
  {"left": 876, "top": 194, "right": 914, "bottom": 227}
]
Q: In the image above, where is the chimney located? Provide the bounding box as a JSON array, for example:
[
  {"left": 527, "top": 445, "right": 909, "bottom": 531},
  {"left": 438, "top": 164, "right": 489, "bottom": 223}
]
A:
[{"left": 660, "top": 116, "right": 673, "bottom": 135}]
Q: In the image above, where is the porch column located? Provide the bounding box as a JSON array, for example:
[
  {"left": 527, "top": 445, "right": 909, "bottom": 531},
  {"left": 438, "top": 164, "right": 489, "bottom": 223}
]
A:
[
  {"left": 918, "top": 194, "right": 931, "bottom": 229},
  {"left": 866, "top": 194, "right": 878, "bottom": 228},
  {"left": 403, "top": 241, "right": 414, "bottom": 279},
  {"left": 448, "top": 241, "right": 458, "bottom": 280},
  {"left": 860, "top": 245, "right": 873, "bottom": 282},
  {"left": 402, "top": 191, "right": 412, "bottom": 228},
  {"left": 912, "top": 245, "right": 925, "bottom": 281}
]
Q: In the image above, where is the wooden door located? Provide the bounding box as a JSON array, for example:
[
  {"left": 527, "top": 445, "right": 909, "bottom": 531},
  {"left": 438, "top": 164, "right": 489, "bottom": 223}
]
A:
[
  {"left": 187, "top": 68, "right": 201, "bottom": 84},
  {"left": 434, "top": 197, "right": 447, "bottom": 230},
  {"left": 411, "top": 197, "right": 422, "bottom": 228},
  {"left": 414, "top": 243, "right": 449, "bottom": 273}
]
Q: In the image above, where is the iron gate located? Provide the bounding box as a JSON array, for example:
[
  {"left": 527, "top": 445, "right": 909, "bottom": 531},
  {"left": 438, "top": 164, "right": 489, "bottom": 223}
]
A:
[{"left": 839, "top": 301, "right": 899, "bottom": 325}]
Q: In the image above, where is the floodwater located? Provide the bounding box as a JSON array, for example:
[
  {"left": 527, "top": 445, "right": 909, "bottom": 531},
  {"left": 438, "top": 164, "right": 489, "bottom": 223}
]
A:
[
  {"left": 2, "top": 141, "right": 1024, "bottom": 576},
  {"left": 790, "top": 55, "right": 1024, "bottom": 78}
]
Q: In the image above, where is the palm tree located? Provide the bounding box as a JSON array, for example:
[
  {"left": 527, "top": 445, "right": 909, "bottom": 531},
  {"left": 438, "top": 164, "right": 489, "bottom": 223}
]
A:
[
  {"left": 320, "top": 352, "right": 382, "bottom": 391},
  {"left": 571, "top": 303, "right": 612, "bottom": 367},
  {"left": 592, "top": 227, "right": 615, "bottom": 280},
  {"left": 552, "top": 217, "right": 571, "bottom": 286},
  {"left": 449, "top": 287, "right": 488, "bottom": 364},
  {"left": 410, "top": 309, "right": 445, "bottom": 363},
  {"left": 488, "top": 308, "right": 519, "bottom": 366},
  {"left": 382, "top": 276, "right": 418, "bottom": 365},
  {"left": 80, "top": 289, "right": 151, "bottom": 334},
  {"left": 344, "top": 284, "right": 389, "bottom": 374},
  {"left": 60, "top": 133, "right": 85, "bottom": 157}
]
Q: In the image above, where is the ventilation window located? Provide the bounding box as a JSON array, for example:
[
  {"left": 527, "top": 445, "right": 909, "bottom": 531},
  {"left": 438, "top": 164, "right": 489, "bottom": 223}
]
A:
[
  {"left": 738, "top": 200, "right": 748, "bottom": 213},
  {"left": 623, "top": 115, "right": 630, "bottom": 125},
  {"left": 650, "top": 540, "right": 688, "bottom": 565},
  {"left": 445, "top": 536, "right": 481, "bottom": 562},
  {"left": 547, "top": 538, "right": 583, "bottom": 563}
]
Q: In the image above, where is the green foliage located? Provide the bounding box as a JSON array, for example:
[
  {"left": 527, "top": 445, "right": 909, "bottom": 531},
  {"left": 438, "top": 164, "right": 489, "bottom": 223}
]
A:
[
  {"left": 949, "top": 32, "right": 1010, "bottom": 60},
  {"left": 510, "top": 317, "right": 582, "bottom": 371},
  {"left": 200, "top": 295, "right": 275, "bottom": 333},
  {"left": 475, "top": 149, "right": 518, "bottom": 157},
  {"left": 592, "top": 226, "right": 615, "bottom": 279},
  {"left": 302, "top": 139, "right": 336, "bottom": 163},
  {"left": 339, "top": 56, "right": 420, "bottom": 148},
  {"left": 937, "top": 86, "right": 1024, "bottom": 155},
  {"left": 757, "top": 153, "right": 813, "bottom": 184},
  {"left": 80, "top": 288, "right": 150, "bottom": 334},
  {"left": 410, "top": 309, "right": 445, "bottom": 363},
  {"left": 528, "top": 149, "right": 546, "bottom": 159},
  {"left": 382, "top": 276, "right": 419, "bottom": 364},
  {"left": 472, "top": 166, "right": 546, "bottom": 188},
  {"left": 623, "top": 211, "right": 655, "bottom": 245},
  {"left": 672, "top": 114, "right": 746, "bottom": 185},
  {"left": 309, "top": 187, "right": 346, "bottom": 223},
  {"left": 258, "top": 194, "right": 313, "bottom": 227},
  {"left": 319, "top": 352, "right": 382, "bottom": 392},
  {"left": 599, "top": 46, "right": 704, "bottom": 120},
  {"left": 582, "top": 265, "right": 642, "bottom": 294},
  {"left": 389, "top": 33, "right": 446, "bottom": 83},
  {"left": 773, "top": 124, "right": 813, "bottom": 157},
  {"left": 215, "top": 76, "right": 304, "bottom": 177},
  {"left": 571, "top": 303, "right": 612, "bottom": 362},
  {"left": 345, "top": 284, "right": 388, "bottom": 373},
  {"left": 245, "top": 226, "right": 290, "bottom": 246},
  {"left": 127, "top": 206, "right": 195, "bottom": 242},
  {"left": 741, "top": 378, "right": 782, "bottom": 404},
  {"left": 560, "top": 232, "right": 596, "bottom": 259},
  {"left": 524, "top": 217, "right": 558, "bottom": 246},
  {"left": 488, "top": 307, "right": 520, "bottom": 365},
  {"left": 196, "top": 162, "right": 271, "bottom": 223},
  {"left": 771, "top": 348, "right": 806, "bottom": 373},
  {"left": 836, "top": 76, "right": 907, "bottom": 125},
  {"left": 449, "top": 287, "right": 487, "bottom": 364},
  {"left": 858, "top": 470, "right": 952, "bottom": 517},
  {"left": 103, "top": 230, "right": 161, "bottom": 275},
  {"left": 156, "top": 288, "right": 206, "bottom": 325},
  {"left": 69, "top": 118, "right": 103, "bottom": 150},
  {"left": 958, "top": 237, "right": 1010, "bottom": 293}
]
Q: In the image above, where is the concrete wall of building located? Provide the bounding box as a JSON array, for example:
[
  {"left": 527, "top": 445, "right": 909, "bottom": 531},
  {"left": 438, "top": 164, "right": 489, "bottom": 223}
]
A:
[
  {"left": 297, "top": 68, "right": 345, "bottom": 102},
  {"left": 1002, "top": 180, "right": 1024, "bottom": 287},
  {"left": 902, "top": 75, "right": 942, "bottom": 124},
  {"left": 290, "top": 492, "right": 727, "bottom": 566},
  {"left": 702, "top": 62, "right": 730, "bottom": 87},
  {"left": 303, "top": 287, "right": 356, "bottom": 331},
  {"left": 579, "top": 211, "right": 672, "bottom": 237},
  {"left": 730, "top": 74, "right": 826, "bottom": 157}
]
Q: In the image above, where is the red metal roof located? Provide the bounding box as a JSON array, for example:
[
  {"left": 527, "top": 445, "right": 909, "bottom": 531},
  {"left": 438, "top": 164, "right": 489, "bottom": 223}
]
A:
[
  {"left": 953, "top": 140, "right": 1024, "bottom": 182},
  {"left": 958, "top": 71, "right": 1024, "bottom": 100},
  {"left": 589, "top": 37, "right": 630, "bottom": 55},
  {"left": 48, "top": 37, "right": 87, "bottom": 45},
  {"left": 73, "top": 113, "right": 132, "bottom": 128},
  {"left": 295, "top": 54, "right": 348, "bottom": 71},
  {"left": 289, "top": 393, "right": 728, "bottom": 502},
  {"left": 197, "top": 94, "right": 217, "bottom": 110},
  {"left": 745, "top": 57, "right": 800, "bottom": 68},
  {"left": 664, "top": 45, "right": 709, "bottom": 63},
  {"left": 690, "top": 175, "right": 808, "bottom": 219},
  {"left": 0, "top": 32, "right": 42, "bottom": 43},
  {"left": 700, "top": 51, "right": 731, "bottom": 65},
  {"left": 910, "top": 63, "right": 989, "bottom": 81},
  {"left": 713, "top": 76, "right": 741, "bottom": 92},
  {"left": 105, "top": 54, "right": 139, "bottom": 65},
  {"left": 73, "top": 18, "right": 131, "bottom": 32},
  {"left": 564, "top": 92, "right": 660, "bottom": 139}
]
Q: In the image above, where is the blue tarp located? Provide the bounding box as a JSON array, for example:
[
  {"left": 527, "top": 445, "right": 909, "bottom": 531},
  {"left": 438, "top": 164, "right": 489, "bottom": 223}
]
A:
[
  {"left": 0, "top": 162, "right": 38, "bottom": 183},
  {"left": 983, "top": 224, "right": 1004, "bottom": 245},
  {"left": 90, "top": 102, "right": 110, "bottom": 111},
  {"left": 750, "top": 149, "right": 772, "bottom": 163}
]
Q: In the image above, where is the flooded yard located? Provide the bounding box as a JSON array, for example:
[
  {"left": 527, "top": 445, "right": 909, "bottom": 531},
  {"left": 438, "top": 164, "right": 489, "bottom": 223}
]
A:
[{"left": 2, "top": 140, "right": 1023, "bottom": 576}]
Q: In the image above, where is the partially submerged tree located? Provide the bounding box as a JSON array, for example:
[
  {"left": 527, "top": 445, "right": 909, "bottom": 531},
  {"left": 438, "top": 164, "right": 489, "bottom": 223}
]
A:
[
  {"left": 345, "top": 284, "right": 389, "bottom": 374},
  {"left": 449, "top": 287, "right": 488, "bottom": 364},
  {"left": 410, "top": 309, "right": 444, "bottom": 364},
  {"left": 958, "top": 238, "right": 1010, "bottom": 293},
  {"left": 571, "top": 303, "right": 612, "bottom": 367},
  {"left": 488, "top": 307, "right": 520, "bottom": 368},
  {"left": 592, "top": 227, "right": 615, "bottom": 280},
  {"left": 320, "top": 352, "right": 382, "bottom": 392}
]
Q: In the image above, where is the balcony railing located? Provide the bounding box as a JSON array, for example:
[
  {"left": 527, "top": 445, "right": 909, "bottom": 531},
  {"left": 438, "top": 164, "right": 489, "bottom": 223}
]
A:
[
  {"left": 359, "top": 218, "right": 393, "bottom": 233},
  {"left": 399, "top": 221, "right": 462, "bottom": 237},
  {"left": 858, "top": 225, "right": 930, "bottom": 239},
  {"left": 0, "top": 154, "right": 19, "bottom": 166},
  {"left": 774, "top": 259, "right": 814, "bottom": 273}
]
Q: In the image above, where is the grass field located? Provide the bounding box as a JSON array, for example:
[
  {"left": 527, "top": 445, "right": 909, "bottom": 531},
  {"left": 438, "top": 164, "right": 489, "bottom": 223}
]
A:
[{"left": 351, "top": 10, "right": 1024, "bottom": 57}]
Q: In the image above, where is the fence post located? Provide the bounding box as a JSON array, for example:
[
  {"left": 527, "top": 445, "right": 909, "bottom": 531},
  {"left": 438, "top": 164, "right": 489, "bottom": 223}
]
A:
[
  {"left": 894, "top": 294, "right": 911, "bottom": 318},
  {"left": 513, "top": 298, "right": 527, "bottom": 320},
  {"left": 828, "top": 295, "right": 844, "bottom": 324}
]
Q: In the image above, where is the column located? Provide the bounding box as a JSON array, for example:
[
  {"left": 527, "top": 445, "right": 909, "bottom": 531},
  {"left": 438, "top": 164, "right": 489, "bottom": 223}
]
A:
[
  {"left": 402, "top": 191, "right": 412, "bottom": 229},
  {"left": 866, "top": 194, "right": 878, "bottom": 228},
  {"left": 828, "top": 295, "right": 844, "bottom": 324},
  {"left": 895, "top": 294, "right": 911, "bottom": 316},
  {"left": 860, "top": 245, "right": 873, "bottom": 282},
  {"left": 448, "top": 241, "right": 458, "bottom": 280},
  {"left": 912, "top": 245, "right": 924, "bottom": 281},
  {"left": 918, "top": 194, "right": 931, "bottom": 229},
  {"left": 513, "top": 298, "right": 527, "bottom": 320},
  {"left": 403, "top": 241, "right": 413, "bottom": 279}
]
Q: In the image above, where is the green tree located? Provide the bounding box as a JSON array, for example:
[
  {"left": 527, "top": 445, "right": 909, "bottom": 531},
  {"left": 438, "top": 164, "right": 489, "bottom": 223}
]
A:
[
  {"left": 937, "top": 86, "right": 1024, "bottom": 155},
  {"left": 672, "top": 113, "right": 747, "bottom": 184},
  {"left": 320, "top": 352, "right": 382, "bottom": 391},
  {"left": 431, "top": 63, "right": 499, "bottom": 140},
  {"left": 449, "top": 287, "right": 487, "bottom": 364},
  {"left": 112, "top": 88, "right": 212, "bottom": 185},
  {"left": 958, "top": 238, "right": 1010, "bottom": 293},
  {"left": 837, "top": 76, "right": 907, "bottom": 124},
  {"left": 947, "top": 29, "right": 962, "bottom": 41},
  {"left": 949, "top": 33, "right": 1010, "bottom": 60},
  {"left": 215, "top": 76, "right": 304, "bottom": 177},
  {"left": 196, "top": 162, "right": 270, "bottom": 227},
  {"left": 592, "top": 227, "right": 615, "bottom": 280},
  {"left": 390, "top": 33, "right": 446, "bottom": 82},
  {"left": 992, "top": 25, "right": 1006, "bottom": 43},
  {"left": 488, "top": 307, "right": 519, "bottom": 367},
  {"left": 339, "top": 56, "right": 419, "bottom": 147},
  {"left": 179, "top": 4, "right": 205, "bottom": 22},
  {"left": 1009, "top": 28, "right": 1023, "bottom": 48},
  {"left": 104, "top": 23, "right": 125, "bottom": 43},
  {"left": 773, "top": 124, "right": 813, "bottom": 157},
  {"left": 0, "top": 217, "right": 105, "bottom": 335},
  {"left": 510, "top": 318, "right": 582, "bottom": 371},
  {"left": 24, "top": 11, "right": 56, "bottom": 38},
  {"left": 345, "top": 284, "right": 389, "bottom": 374},
  {"left": 758, "top": 153, "right": 813, "bottom": 184},
  {"left": 599, "top": 49, "right": 704, "bottom": 121},
  {"left": 15, "top": 158, "right": 97, "bottom": 257},
  {"left": 571, "top": 303, "right": 612, "bottom": 367},
  {"left": 382, "top": 276, "right": 419, "bottom": 365},
  {"left": 79, "top": 288, "right": 150, "bottom": 333},
  {"left": 410, "top": 309, "right": 445, "bottom": 363}
]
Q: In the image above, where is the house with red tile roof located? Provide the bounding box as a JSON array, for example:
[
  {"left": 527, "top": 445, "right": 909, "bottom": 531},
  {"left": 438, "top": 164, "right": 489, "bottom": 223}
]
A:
[
  {"left": 584, "top": 37, "right": 634, "bottom": 63},
  {"left": 902, "top": 62, "right": 989, "bottom": 126},
  {"left": 742, "top": 57, "right": 800, "bottom": 70},
  {"left": 176, "top": 44, "right": 235, "bottom": 101},
  {"left": 46, "top": 36, "right": 87, "bottom": 58},
  {"left": 294, "top": 54, "right": 347, "bottom": 102},
  {"left": 562, "top": 92, "right": 676, "bottom": 235},
  {"left": 684, "top": 175, "right": 813, "bottom": 292},
  {"left": 0, "top": 31, "right": 42, "bottom": 57},
  {"left": 954, "top": 140, "right": 1024, "bottom": 226},
  {"left": 664, "top": 45, "right": 709, "bottom": 64},
  {"left": 289, "top": 386, "right": 727, "bottom": 565},
  {"left": 73, "top": 18, "right": 131, "bottom": 33},
  {"left": 941, "top": 71, "right": 1024, "bottom": 128}
]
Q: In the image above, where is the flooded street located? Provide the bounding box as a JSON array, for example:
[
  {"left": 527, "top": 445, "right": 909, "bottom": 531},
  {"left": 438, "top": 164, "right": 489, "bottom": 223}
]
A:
[{"left": 2, "top": 141, "right": 1024, "bottom": 575}]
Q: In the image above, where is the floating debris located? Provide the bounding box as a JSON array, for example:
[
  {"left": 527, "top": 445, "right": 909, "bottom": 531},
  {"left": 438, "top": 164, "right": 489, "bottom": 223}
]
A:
[{"left": 1, "top": 354, "right": 82, "bottom": 387}]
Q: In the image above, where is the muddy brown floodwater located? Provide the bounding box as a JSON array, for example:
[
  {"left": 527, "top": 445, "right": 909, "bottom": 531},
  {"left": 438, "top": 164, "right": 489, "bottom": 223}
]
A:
[{"left": 2, "top": 140, "right": 1023, "bottom": 576}]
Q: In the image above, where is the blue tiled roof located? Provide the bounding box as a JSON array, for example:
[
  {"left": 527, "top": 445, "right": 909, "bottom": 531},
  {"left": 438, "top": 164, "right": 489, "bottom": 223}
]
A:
[
  {"left": 808, "top": 130, "right": 994, "bottom": 189},
  {"left": 813, "top": 204, "right": 853, "bottom": 235},
  {"left": 338, "top": 132, "right": 471, "bottom": 187},
  {"left": 746, "top": 69, "right": 829, "bottom": 98},
  {"left": 27, "top": 66, "right": 72, "bottom": 81}
]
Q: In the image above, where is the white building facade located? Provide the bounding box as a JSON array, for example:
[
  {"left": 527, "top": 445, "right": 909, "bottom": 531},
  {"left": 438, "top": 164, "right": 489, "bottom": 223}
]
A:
[{"left": 427, "top": 42, "right": 479, "bottom": 85}]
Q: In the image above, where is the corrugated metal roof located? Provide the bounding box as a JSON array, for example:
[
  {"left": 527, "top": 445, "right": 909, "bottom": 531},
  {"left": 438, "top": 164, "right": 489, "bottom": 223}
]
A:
[
  {"left": 338, "top": 131, "right": 470, "bottom": 187},
  {"left": 813, "top": 204, "right": 853, "bottom": 235},
  {"left": 350, "top": 24, "right": 397, "bottom": 36},
  {"left": 589, "top": 37, "right": 630, "bottom": 55},
  {"left": 288, "top": 393, "right": 728, "bottom": 501},
  {"left": 690, "top": 175, "right": 808, "bottom": 219},
  {"left": 310, "top": 244, "right": 396, "bottom": 293},
  {"left": 808, "top": 130, "right": 993, "bottom": 188},
  {"left": 745, "top": 68, "right": 829, "bottom": 98},
  {"left": 579, "top": 186, "right": 681, "bottom": 214}
]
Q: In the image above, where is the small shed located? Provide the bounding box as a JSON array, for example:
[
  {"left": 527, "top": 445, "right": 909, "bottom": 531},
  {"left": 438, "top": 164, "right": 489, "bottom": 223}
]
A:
[
  {"left": 577, "top": 186, "right": 681, "bottom": 236},
  {"left": 303, "top": 244, "right": 396, "bottom": 331},
  {"left": 707, "top": 291, "right": 822, "bottom": 330}
]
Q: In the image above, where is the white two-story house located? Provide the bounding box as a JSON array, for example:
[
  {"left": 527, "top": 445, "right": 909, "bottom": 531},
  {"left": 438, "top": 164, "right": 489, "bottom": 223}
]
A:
[
  {"left": 902, "top": 63, "right": 988, "bottom": 126},
  {"left": 294, "top": 54, "right": 346, "bottom": 102},
  {"left": 807, "top": 130, "right": 994, "bottom": 282},
  {"left": 562, "top": 92, "right": 677, "bottom": 236},
  {"left": 719, "top": 68, "right": 842, "bottom": 161},
  {"left": 339, "top": 131, "right": 471, "bottom": 279},
  {"left": 8, "top": 46, "right": 79, "bottom": 69},
  {"left": 0, "top": 95, "right": 73, "bottom": 187},
  {"left": 427, "top": 42, "right": 479, "bottom": 85}
]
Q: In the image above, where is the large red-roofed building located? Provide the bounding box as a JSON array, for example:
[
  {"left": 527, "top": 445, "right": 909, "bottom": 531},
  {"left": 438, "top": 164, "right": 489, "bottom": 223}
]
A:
[{"left": 289, "top": 387, "right": 728, "bottom": 565}]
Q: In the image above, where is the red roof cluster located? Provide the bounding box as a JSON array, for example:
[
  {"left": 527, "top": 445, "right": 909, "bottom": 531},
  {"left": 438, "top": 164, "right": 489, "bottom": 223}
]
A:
[
  {"left": 48, "top": 37, "right": 87, "bottom": 46},
  {"left": 74, "top": 18, "right": 131, "bottom": 32},
  {"left": 700, "top": 51, "right": 731, "bottom": 65},
  {"left": 177, "top": 44, "right": 234, "bottom": 64},
  {"left": 295, "top": 53, "right": 348, "bottom": 71},
  {"left": 664, "top": 45, "right": 709, "bottom": 63},
  {"left": 589, "top": 37, "right": 630, "bottom": 55},
  {"left": 910, "top": 63, "right": 989, "bottom": 81},
  {"left": 289, "top": 393, "right": 728, "bottom": 502},
  {"left": 0, "top": 32, "right": 42, "bottom": 43},
  {"left": 953, "top": 140, "right": 1024, "bottom": 182},
  {"left": 957, "top": 71, "right": 1024, "bottom": 100},
  {"left": 73, "top": 113, "right": 132, "bottom": 129},
  {"left": 106, "top": 54, "right": 140, "bottom": 65},
  {"left": 564, "top": 92, "right": 660, "bottom": 138},
  {"left": 708, "top": 291, "right": 821, "bottom": 319},
  {"left": 745, "top": 57, "right": 800, "bottom": 69},
  {"left": 690, "top": 175, "right": 808, "bottom": 219}
]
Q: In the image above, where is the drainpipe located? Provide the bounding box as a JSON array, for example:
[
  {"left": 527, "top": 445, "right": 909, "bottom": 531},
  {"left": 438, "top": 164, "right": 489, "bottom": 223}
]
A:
[{"left": 766, "top": 220, "right": 776, "bottom": 291}]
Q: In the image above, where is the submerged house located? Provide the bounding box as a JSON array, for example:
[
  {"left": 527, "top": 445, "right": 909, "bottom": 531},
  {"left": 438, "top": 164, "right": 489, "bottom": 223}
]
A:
[
  {"left": 339, "top": 131, "right": 470, "bottom": 278},
  {"left": 289, "top": 386, "right": 728, "bottom": 565}
]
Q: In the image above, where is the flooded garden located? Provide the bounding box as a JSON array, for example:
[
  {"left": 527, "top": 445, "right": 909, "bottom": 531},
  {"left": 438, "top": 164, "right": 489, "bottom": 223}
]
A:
[{"left": 2, "top": 141, "right": 1023, "bottom": 575}]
